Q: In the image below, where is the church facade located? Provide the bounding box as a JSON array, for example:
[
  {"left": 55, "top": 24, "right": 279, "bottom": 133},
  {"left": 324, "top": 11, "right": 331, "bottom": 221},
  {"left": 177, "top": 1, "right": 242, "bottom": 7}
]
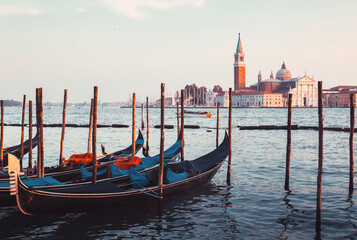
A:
[{"left": 251, "top": 62, "right": 319, "bottom": 107}]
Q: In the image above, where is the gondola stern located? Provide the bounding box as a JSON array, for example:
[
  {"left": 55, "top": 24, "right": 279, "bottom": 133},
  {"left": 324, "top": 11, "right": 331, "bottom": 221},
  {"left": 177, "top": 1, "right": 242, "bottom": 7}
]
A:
[{"left": 7, "top": 153, "right": 33, "bottom": 215}]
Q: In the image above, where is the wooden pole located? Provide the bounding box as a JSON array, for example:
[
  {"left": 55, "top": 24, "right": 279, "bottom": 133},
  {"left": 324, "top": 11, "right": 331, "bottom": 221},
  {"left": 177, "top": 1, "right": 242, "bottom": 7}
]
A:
[
  {"left": 88, "top": 98, "right": 94, "bottom": 153},
  {"left": 59, "top": 89, "right": 67, "bottom": 166},
  {"left": 141, "top": 103, "right": 145, "bottom": 129},
  {"left": 146, "top": 97, "right": 149, "bottom": 152},
  {"left": 285, "top": 93, "right": 292, "bottom": 191},
  {"left": 28, "top": 101, "right": 33, "bottom": 173},
  {"left": 349, "top": 94, "right": 355, "bottom": 193},
  {"left": 177, "top": 102, "right": 180, "bottom": 138},
  {"left": 92, "top": 87, "right": 98, "bottom": 184},
  {"left": 216, "top": 102, "right": 220, "bottom": 147},
  {"left": 36, "top": 88, "right": 41, "bottom": 178},
  {"left": 132, "top": 93, "right": 136, "bottom": 157},
  {"left": 159, "top": 83, "right": 165, "bottom": 197},
  {"left": 227, "top": 88, "right": 232, "bottom": 185},
  {"left": 315, "top": 81, "right": 323, "bottom": 237},
  {"left": 180, "top": 89, "right": 184, "bottom": 161},
  {"left": 39, "top": 88, "right": 44, "bottom": 177},
  {"left": 0, "top": 100, "right": 3, "bottom": 168},
  {"left": 20, "top": 95, "right": 26, "bottom": 169}
]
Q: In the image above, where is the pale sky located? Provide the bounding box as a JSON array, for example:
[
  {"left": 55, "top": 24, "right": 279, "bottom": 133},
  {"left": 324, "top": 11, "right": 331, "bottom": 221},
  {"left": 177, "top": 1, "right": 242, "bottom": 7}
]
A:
[{"left": 1, "top": 0, "right": 356, "bottom": 103}]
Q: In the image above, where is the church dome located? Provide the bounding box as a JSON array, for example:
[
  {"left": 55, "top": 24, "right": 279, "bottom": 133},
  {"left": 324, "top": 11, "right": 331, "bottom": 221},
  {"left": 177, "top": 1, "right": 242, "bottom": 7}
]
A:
[{"left": 276, "top": 62, "right": 292, "bottom": 80}]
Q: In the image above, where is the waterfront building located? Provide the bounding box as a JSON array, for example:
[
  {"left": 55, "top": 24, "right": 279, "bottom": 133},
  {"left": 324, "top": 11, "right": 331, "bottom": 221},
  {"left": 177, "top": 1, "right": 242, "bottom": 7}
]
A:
[
  {"left": 184, "top": 84, "right": 207, "bottom": 106},
  {"left": 251, "top": 63, "right": 319, "bottom": 107},
  {"left": 216, "top": 90, "right": 283, "bottom": 108},
  {"left": 323, "top": 86, "right": 357, "bottom": 107}
]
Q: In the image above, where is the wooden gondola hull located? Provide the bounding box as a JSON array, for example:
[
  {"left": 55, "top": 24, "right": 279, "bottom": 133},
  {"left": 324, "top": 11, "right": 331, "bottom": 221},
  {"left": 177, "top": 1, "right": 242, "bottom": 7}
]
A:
[
  {"left": 14, "top": 133, "right": 229, "bottom": 215},
  {"left": 16, "top": 162, "right": 222, "bottom": 215},
  {"left": 1, "top": 135, "right": 181, "bottom": 206}
]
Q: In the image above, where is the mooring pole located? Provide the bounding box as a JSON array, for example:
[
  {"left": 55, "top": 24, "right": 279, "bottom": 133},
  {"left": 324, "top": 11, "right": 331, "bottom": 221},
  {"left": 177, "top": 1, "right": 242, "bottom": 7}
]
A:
[
  {"left": 216, "top": 102, "right": 220, "bottom": 148},
  {"left": 0, "top": 100, "right": 3, "bottom": 169},
  {"left": 315, "top": 81, "right": 323, "bottom": 238},
  {"left": 159, "top": 83, "right": 165, "bottom": 197},
  {"left": 88, "top": 98, "right": 93, "bottom": 153},
  {"left": 285, "top": 93, "right": 293, "bottom": 191},
  {"left": 92, "top": 87, "right": 98, "bottom": 184},
  {"left": 28, "top": 101, "right": 33, "bottom": 174},
  {"left": 180, "top": 89, "right": 184, "bottom": 161},
  {"left": 349, "top": 94, "right": 355, "bottom": 193},
  {"left": 36, "top": 88, "right": 41, "bottom": 178},
  {"left": 132, "top": 93, "right": 136, "bottom": 157},
  {"left": 176, "top": 101, "right": 180, "bottom": 138},
  {"left": 141, "top": 103, "right": 145, "bottom": 129},
  {"left": 59, "top": 89, "right": 67, "bottom": 167},
  {"left": 146, "top": 97, "right": 149, "bottom": 153},
  {"left": 20, "top": 95, "right": 26, "bottom": 169},
  {"left": 39, "top": 88, "right": 44, "bottom": 177},
  {"left": 227, "top": 88, "right": 232, "bottom": 185}
]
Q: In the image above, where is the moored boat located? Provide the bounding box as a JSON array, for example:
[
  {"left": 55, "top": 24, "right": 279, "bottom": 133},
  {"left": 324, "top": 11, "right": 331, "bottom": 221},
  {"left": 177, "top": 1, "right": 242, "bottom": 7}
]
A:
[
  {"left": 11, "top": 132, "right": 229, "bottom": 215},
  {"left": 0, "top": 133, "right": 181, "bottom": 206},
  {"left": 184, "top": 110, "right": 212, "bottom": 118}
]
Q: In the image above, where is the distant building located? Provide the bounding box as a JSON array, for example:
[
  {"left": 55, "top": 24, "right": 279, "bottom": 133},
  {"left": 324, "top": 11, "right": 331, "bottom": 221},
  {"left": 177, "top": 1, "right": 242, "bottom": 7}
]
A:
[
  {"left": 251, "top": 63, "right": 319, "bottom": 107},
  {"left": 155, "top": 96, "right": 175, "bottom": 107},
  {"left": 323, "top": 86, "right": 357, "bottom": 107},
  {"left": 216, "top": 90, "right": 284, "bottom": 108},
  {"left": 184, "top": 84, "right": 207, "bottom": 106}
]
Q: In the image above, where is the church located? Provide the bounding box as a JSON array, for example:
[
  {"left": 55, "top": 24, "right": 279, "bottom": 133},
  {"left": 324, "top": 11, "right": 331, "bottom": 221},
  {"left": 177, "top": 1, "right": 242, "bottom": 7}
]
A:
[{"left": 231, "top": 34, "right": 319, "bottom": 107}]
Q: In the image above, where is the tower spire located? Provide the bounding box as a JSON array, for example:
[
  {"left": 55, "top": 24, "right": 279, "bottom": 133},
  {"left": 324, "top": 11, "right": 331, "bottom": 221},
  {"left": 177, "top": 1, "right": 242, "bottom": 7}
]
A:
[
  {"left": 270, "top": 71, "right": 274, "bottom": 79},
  {"left": 258, "top": 70, "right": 262, "bottom": 83},
  {"left": 236, "top": 33, "right": 243, "bottom": 53},
  {"left": 282, "top": 61, "right": 286, "bottom": 69}
]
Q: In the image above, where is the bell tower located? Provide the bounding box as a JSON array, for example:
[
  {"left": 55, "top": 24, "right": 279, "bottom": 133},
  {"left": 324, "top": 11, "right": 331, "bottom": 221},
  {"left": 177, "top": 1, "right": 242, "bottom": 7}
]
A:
[{"left": 234, "top": 33, "right": 246, "bottom": 91}]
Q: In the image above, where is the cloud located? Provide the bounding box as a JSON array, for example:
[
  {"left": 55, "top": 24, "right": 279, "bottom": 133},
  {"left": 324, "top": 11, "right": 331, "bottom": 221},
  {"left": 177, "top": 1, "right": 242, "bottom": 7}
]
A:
[
  {"left": 0, "top": 4, "right": 42, "bottom": 16},
  {"left": 77, "top": 8, "right": 87, "bottom": 13},
  {"left": 102, "top": 0, "right": 206, "bottom": 20}
]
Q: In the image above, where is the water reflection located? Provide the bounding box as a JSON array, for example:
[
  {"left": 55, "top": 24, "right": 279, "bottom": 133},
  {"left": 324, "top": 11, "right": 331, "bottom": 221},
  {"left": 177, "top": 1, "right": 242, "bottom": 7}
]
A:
[
  {"left": 0, "top": 183, "right": 241, "bottom": 239},
  {"left": 278, "top": 190, "right": 297, "bottom": 238},
  {"left": 345, "top": 193, "right": 357, "bottom": 239}
]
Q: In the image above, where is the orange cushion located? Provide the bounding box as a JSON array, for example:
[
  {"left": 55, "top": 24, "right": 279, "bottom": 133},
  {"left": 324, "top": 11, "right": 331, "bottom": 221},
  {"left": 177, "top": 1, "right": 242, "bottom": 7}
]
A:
[
  {"left": 114, "top": 156, "right": 142, "bottom": 170},
  {"left": 62, "top": 153, "right": 93, "bottom": 167}
]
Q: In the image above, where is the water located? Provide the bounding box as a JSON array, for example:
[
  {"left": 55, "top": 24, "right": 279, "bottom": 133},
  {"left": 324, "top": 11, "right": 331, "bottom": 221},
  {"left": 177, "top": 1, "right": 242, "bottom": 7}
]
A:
[{"left": 0, "top": 106, "right": 356, "bottom": 239}]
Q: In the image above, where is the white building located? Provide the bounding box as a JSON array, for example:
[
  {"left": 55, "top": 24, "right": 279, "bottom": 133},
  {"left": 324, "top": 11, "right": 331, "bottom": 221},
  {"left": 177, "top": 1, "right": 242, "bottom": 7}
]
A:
[
  {"left": 288, "top": 76, "right": 318, "bottom": 107},
  {"left": 206, "top": 90, "right": 218, "bottom": 106},
  {"left": 216, "top": 90, "right": 284, "bottom": 107}
]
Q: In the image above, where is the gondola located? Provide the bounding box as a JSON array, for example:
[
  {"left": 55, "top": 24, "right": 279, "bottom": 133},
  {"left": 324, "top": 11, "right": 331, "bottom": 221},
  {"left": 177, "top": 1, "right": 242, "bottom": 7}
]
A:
[
  {"left": 0, "top": 130, "right": 144, "bottom": 184},
  {"left": 0, "top": 134, "right": 38, "bottom": 167},
  {"left": 11, "top": 132, "right": 229, "bottom": 215},
  {"left": 0, "top": 133, "right": 180, "bottom": 206}
]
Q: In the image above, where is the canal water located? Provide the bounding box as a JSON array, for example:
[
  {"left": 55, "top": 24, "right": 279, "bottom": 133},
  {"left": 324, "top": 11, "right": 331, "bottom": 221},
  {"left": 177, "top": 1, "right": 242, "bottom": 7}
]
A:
[{"left": 0, "top": 106, "right": 356, "bottom": 239}]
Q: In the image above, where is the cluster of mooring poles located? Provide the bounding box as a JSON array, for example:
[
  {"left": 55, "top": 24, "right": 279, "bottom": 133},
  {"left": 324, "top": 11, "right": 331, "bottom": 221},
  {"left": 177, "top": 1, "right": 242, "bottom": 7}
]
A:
[
  {"left": 283, "top": 81, "right": 355, "bottom": 239},
  {"left": 0, "top": 84, "right": 235, "bottom": 212},
  {"left": 82, "top": 84, "right": 233, "bottom": 200}
]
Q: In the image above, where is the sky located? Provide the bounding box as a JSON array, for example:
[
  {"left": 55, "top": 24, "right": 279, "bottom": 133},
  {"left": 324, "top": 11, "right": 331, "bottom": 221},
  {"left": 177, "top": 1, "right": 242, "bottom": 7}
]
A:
[{"left": 1, "top": 0, "right": 357, "bottom": 103}]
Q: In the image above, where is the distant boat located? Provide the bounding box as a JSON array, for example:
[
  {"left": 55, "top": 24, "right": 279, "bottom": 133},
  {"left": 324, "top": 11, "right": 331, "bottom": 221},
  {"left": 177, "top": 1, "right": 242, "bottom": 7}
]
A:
[{"left": 184, "top": 110, "right": 212, "bottom": 118}]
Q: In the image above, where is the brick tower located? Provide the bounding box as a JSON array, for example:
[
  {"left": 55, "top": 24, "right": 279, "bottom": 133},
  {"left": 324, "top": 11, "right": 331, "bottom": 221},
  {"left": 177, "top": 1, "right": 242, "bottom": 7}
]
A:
[{"left": 234, "top": 33, "right": 246, "bottom": 91}]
